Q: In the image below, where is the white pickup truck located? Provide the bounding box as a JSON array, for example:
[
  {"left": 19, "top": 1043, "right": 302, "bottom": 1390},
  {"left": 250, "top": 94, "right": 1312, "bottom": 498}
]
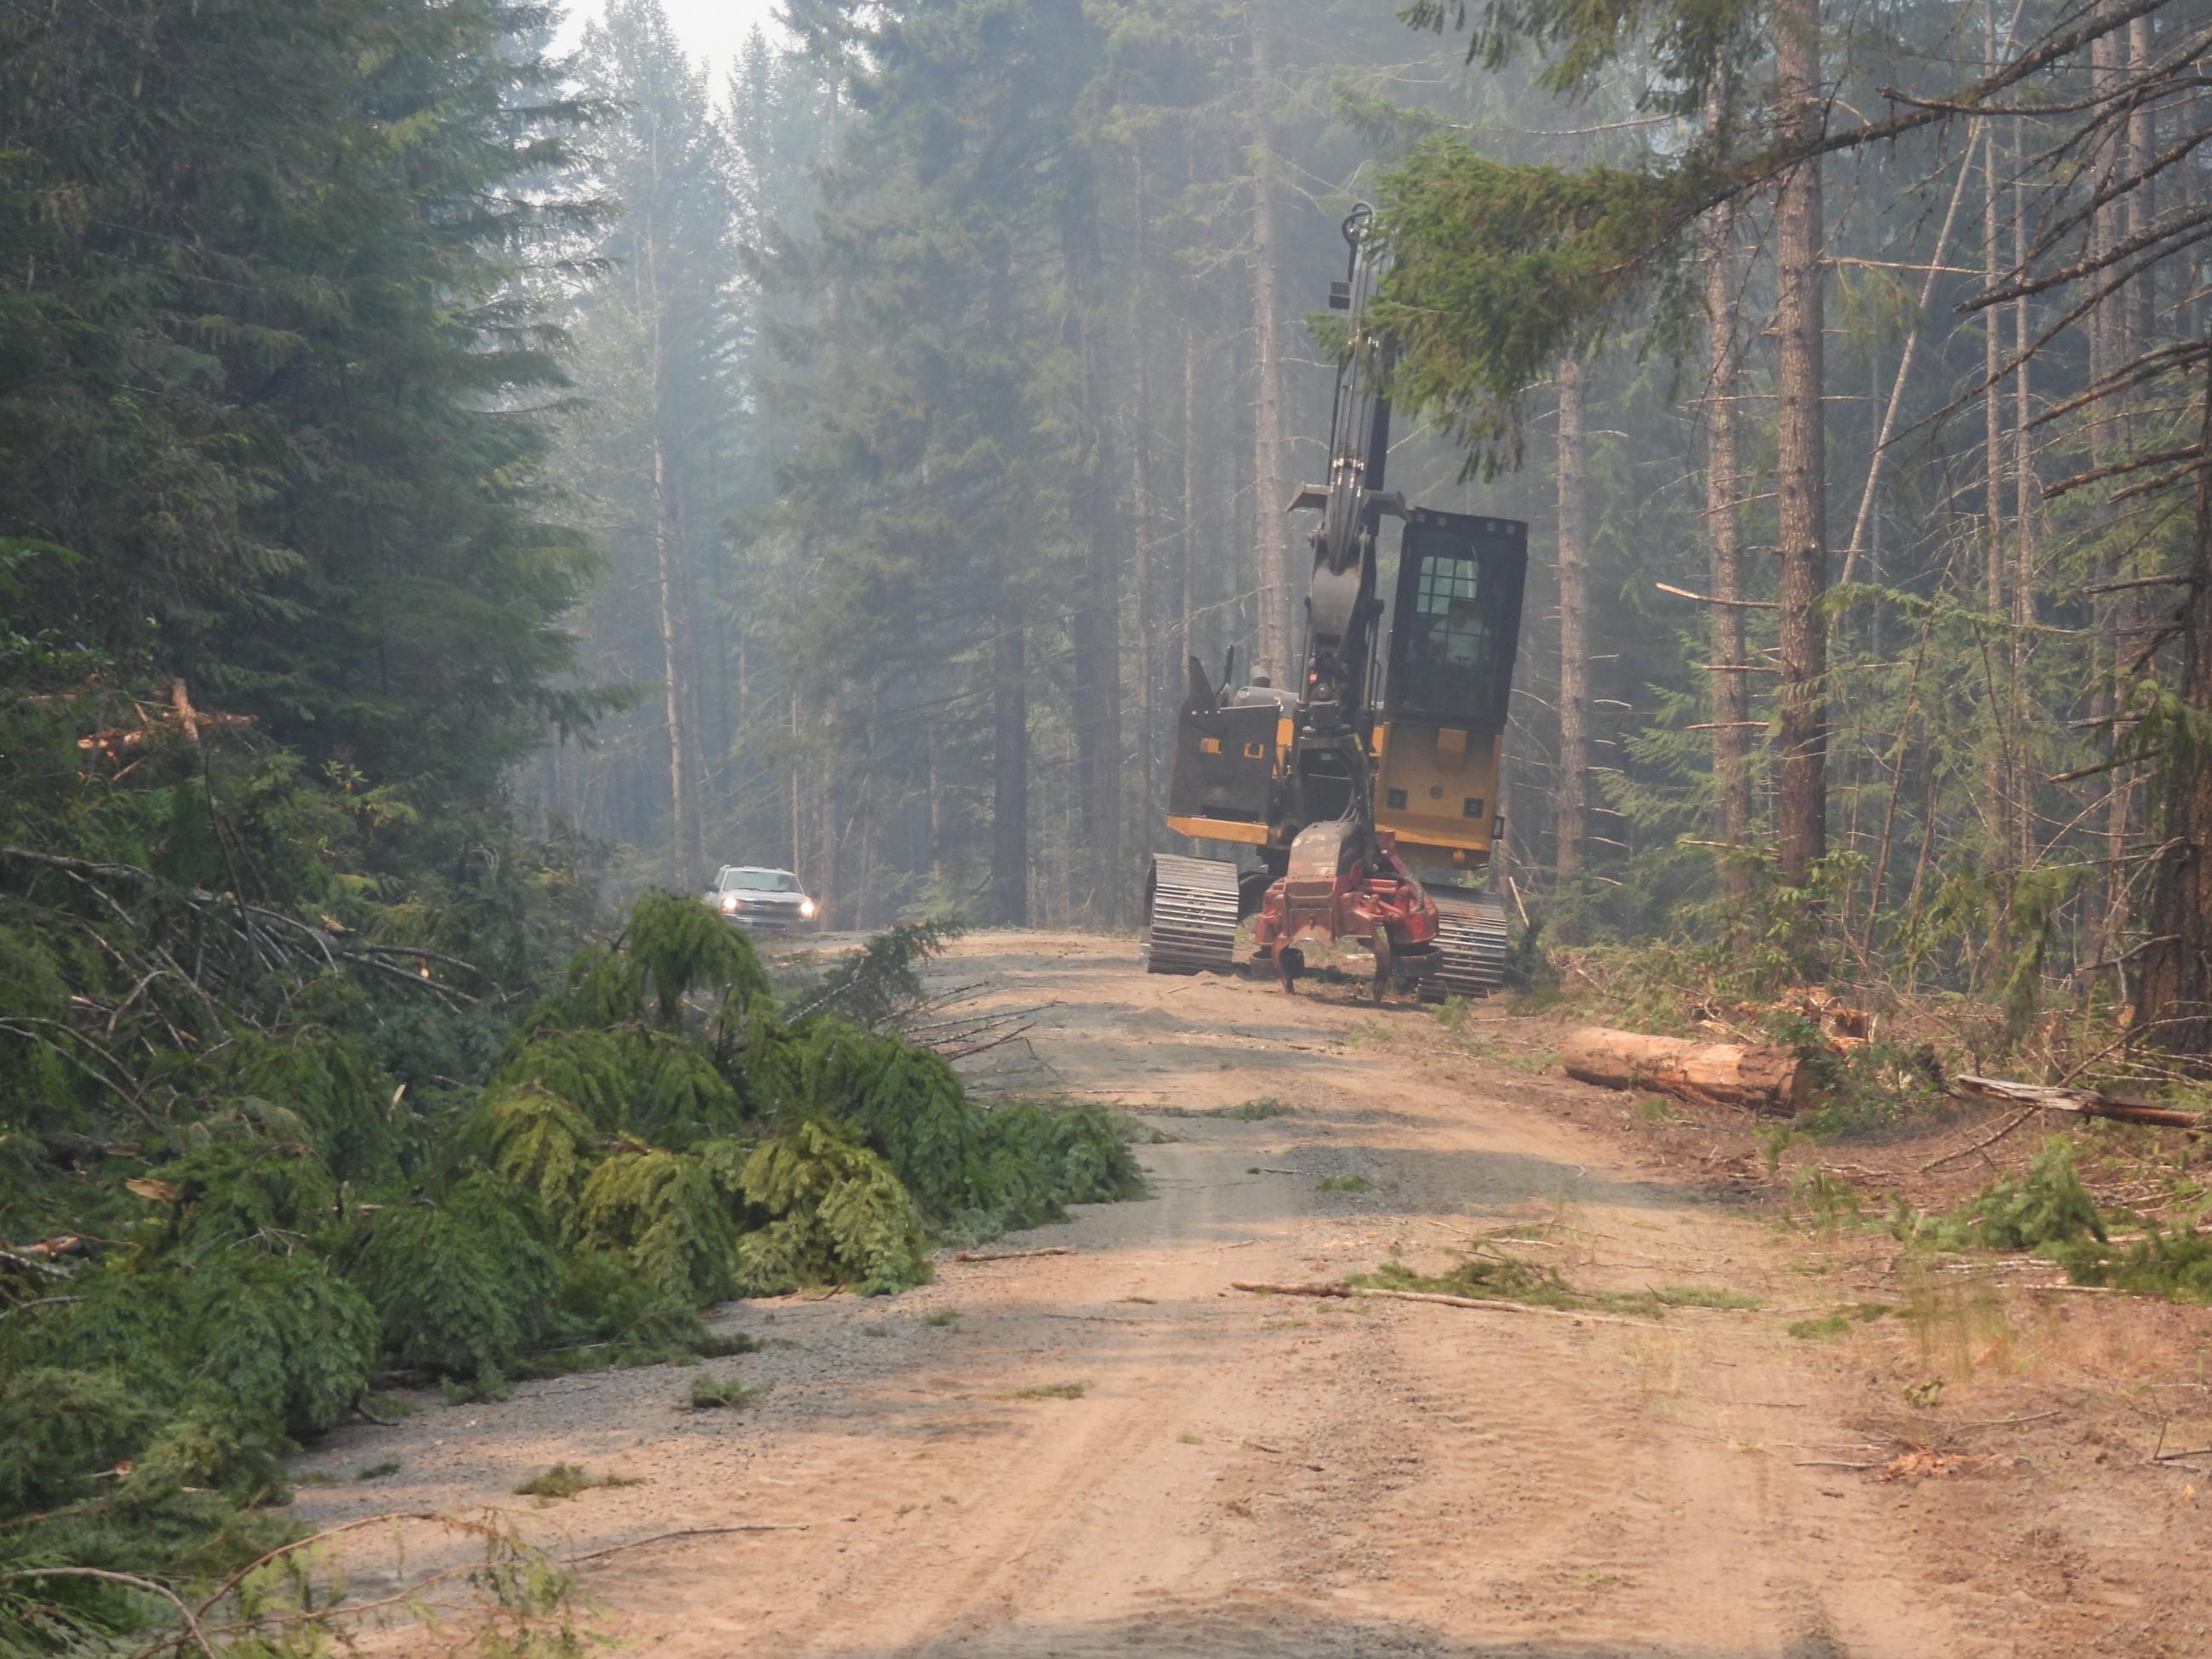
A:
[{"left": 702, "top": 864, "right": 818, "bottom": 933}]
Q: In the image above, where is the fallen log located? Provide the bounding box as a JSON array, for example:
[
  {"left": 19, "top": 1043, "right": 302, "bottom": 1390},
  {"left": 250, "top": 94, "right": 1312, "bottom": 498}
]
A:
[
  {"left": 1559, "top": 1026, "right": 1812, "bottom": 1115},
  {"left": 1949, "top": 1075, "right": 2203, "bottom": 1131},
  {"left": 1229, "top": 1280, "right": 1660, "bottom": 1329}
]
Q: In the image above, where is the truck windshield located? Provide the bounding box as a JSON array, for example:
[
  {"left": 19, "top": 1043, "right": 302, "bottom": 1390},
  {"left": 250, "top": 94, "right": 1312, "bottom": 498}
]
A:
[{"left": 719, "top": 869, "right": 800, "bottom": 892}]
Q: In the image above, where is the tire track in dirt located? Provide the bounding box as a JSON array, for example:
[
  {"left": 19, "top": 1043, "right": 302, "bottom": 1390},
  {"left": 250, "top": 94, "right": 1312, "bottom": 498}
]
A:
[{"left": 292, "top": 930, "right": 1988, "bottom": 1658}]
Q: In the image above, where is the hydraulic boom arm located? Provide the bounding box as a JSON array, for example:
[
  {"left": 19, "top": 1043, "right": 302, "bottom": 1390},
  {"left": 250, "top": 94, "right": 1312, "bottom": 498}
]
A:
[{"left": 1282, "top": 206, "right": 1404, "bottom": 827}]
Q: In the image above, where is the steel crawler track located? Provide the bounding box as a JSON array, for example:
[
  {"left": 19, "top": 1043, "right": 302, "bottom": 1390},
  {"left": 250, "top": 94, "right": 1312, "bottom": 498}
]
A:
[
  {"left": 1427, "top": 887, "right": 1509, "bottom": 998},
  {"left": 1142, "top": 854, "right": 1240, "bottom": 974}
]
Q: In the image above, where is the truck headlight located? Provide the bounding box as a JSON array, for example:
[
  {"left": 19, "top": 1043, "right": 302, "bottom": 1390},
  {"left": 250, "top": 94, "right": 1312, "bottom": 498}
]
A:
[
  {"left": 799, "top": 898, "right": 818, "bottom": 919},
  {"left": 721, "top": 893, "right": 738, "bottom": 912}
]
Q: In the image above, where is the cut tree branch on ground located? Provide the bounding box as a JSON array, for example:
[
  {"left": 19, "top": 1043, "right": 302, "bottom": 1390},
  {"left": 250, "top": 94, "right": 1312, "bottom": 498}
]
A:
[
  {"left": 0, "top": 846, "right": 481, "bottom": 1006},
  {"left": 0, "top": 1567, "right": 220, "bottom": 1659},
  {"left": 1949, "top": 1075, "right": 2204, "bottom": 1129},
  {"left": 2152, "top": 1423, "right": 2212, "bottom": 1464},
  {"left": 951, "top": 1246, "right": 1076, "bottom": 1263},
  {"left": 1230, "top": 1281, "right": 1662, "bottom": 1329},
  {"left": 567, "top": 1519, "right": 858, "bottom": 1563},
  {"left": 1918, "top": 1107, "right": 2038, "bottom": 1172}
]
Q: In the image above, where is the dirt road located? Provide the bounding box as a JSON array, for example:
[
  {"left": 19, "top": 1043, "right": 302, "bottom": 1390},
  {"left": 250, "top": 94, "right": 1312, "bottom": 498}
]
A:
[{"left": 294, "top": 932, "right": 2203, "bottom": 1658}]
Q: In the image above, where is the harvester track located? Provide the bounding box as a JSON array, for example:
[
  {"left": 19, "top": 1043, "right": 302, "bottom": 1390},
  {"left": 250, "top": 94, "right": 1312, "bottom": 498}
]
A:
[
  {"left": 1142, "top": 854, "right": 1240, "bottom": 974},
  {"left": 1427, "top": 887, "right": 1509, "bottom": 998}
]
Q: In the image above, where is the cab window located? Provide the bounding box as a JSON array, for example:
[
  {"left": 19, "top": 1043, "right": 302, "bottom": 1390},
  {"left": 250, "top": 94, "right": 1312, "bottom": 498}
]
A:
[{"left": 1400, "top": 553, "right": 1497, "bottom": 722}]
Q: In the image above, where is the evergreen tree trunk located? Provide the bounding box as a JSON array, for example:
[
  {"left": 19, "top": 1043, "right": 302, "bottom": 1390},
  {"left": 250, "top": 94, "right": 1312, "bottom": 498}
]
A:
[
  {"left": 1132, "top": 155, "right": 1159, "bottom": 848},
  {"left": 636, "top": 108, "right": 702, "bottom": 892},
  {"left": 1773, "top": 0, "right": 1829, "bottom": 903},
  {"left": 1181, "top": 317, "right": 1202, "bottom": 668},
  {"left": 2107, "top": 9, "right": 2158, "bottom": 940},
  {"left": 2136, "top": 356, "right": 2212, "bottom": 1063},
  {"left": 2013, "top": 112, "right": 2038, "bottom": 873},
  {"left": 2092, "top": 2, "right": 2134, "bottom": 952},
  {"left": 1702, "top": 195, "right": 1753, "bottom": 900},
  {"left": 1982, "top": 21, "right": 2012, "bottom": 879},
  {"left": 1246, "top": 3, "right": 1292, "bottom": 681},
  {"left": 1554, "top": 358, "right": 1590, "bottom": 887},
  {"left": 813, "top": 723, "right": 839, "bottom": 929},
  {"left": 1063, "top": 253, "right": 1123, "bottom": 925},
  {"left": 789, "top": 693, "right": 803, "bottom": 873},
  {"left": 992, "top": 613, "right": 1030, "bottom": 925},
  {"left": 2125, "top": 14, "right": 2157, "bottom": 356},
  {"left": 650, "top": 432, "right": 702, "bottom": 888}
]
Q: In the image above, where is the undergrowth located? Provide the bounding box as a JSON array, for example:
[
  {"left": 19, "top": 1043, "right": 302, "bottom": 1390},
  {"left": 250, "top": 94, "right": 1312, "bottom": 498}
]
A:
[
  {"left": 0, "top": 895, "right": 1142, "bottom": 1656},
  {"left": 1896, "top": 1138, "right": 2107, "bottom": 1252},
  {"left": 1871, "top": 1138, "right": 2212, "bottom": 1303}
]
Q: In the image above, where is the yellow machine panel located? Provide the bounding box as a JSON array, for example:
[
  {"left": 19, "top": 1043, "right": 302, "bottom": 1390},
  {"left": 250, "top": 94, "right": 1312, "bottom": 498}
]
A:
[
  {"left": 1371, "top": 720, "right": 1500, "bottom": 868},
  {"left": 1163, "top": 815, "right": 1272, "bottom": 846}
]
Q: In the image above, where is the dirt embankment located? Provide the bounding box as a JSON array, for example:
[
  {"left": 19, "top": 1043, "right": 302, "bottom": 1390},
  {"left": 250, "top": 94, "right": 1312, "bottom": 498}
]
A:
[{"left": 293, "top": 932, "right": 2212, "bottom": 1659}]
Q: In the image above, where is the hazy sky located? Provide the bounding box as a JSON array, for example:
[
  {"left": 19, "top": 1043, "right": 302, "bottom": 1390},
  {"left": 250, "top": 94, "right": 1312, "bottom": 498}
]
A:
[{"left": 559, "top": 0, "right": 791, "bottom": 88}]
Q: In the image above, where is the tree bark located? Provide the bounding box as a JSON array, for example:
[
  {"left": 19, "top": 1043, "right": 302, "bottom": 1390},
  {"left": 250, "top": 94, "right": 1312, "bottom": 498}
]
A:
[
  {"left": 991, "top": 613, "right": 1030, "bottom": 926},
  {"left": 2105, "top": 9, "right": 2159, "bottom": 945},
  {"left": 638, "top": 111, "right": 702, "bottom": 892},
  {"left": 1065, "top": 302, "right": 1123, "bottom": 926},
  {"left": 1182, "top": 316, "right": 1200, "bottom": 668},
  {"left": 1982, "top": 11, "right": 2012, "bottom": 876},
  {"left": 1952, "top": 1075, "right": 2205, "bottom": 1130},
  {"left": 2137, "top": 353, "right": 2212, "bottom": 1063},
  {"left": 2013, "top": 110, "right": 2038, "bottom": 873},
  {"left": 1773, "top": 0, "right": 1829, "bottom": 907},
  {"left": 1554, "top": 358, "right": 1590, "bottom": 886},
  {"left": 1701, "top": 192, "right": 1753, "bottom": 899},
  {"left": 1246, "top": 3, "right": 1292, "bottom": 682},
  {"left": 2124, "top": 14, "right": 2157, "bottom": 361},
  {"left": 649, "top": 433, "right": 701, "bottom": 891},
  {"left": 1132, "top": 151, "right": 1160, "bottom": 847},
  {"left": 2079, "top": 6, "right": 2114, "bottom": 955},
  {"left": 812, "top": 733, "right": 839, "bottom": 931},
  {"left": 1559, "top": 1026, "right": 1813, "bottom": 1115}
]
